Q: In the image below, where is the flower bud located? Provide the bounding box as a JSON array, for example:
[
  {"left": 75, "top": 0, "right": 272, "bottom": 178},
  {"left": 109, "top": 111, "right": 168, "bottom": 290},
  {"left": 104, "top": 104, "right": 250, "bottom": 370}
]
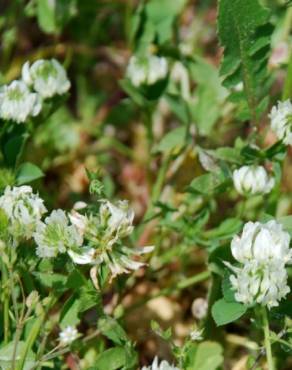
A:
[
  {"left": 22, "top": 59, "right": 70, "bottom": 99},
  {"left": 127, "top": 54, "right": 168, "bottom": 88},
  {"left": 232, "top": 165, "right": 275, "bottom": 196}
]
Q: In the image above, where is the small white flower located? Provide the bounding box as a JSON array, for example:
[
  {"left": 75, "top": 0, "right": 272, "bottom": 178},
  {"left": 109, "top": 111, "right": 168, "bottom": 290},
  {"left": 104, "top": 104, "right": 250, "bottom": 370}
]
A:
[
  {"left": 34, "top": 209, "right": 82, "bottom": 258},
  {"left": 227, "top": 220, "right": 291, "bottom": 308},
  {"left": 269, "top": 100, "right": 292, "bottom": 145},
  {"left": 141, "top": 356, "right": 179, "bottom": 370},
  {"left": 232, "top": 165, "right": 275, "bottom": 196},
  {"left": 0, "top": 186, "right": 46, "bottom": 244},
  {"left": 190, "top": 328, "right": 204, "bottom": 341},
  {"left": 59, "top": 326, "right": 78, "bottom": 346},
  {"left": 0, "top": 80, "right": 41, "bottom": 123},
  {"left": 127, "top": 54, "right": 168, "bottom": 87},
  {"left": 22, "top": 59, "right": 70, "bottom": 99},
  {"left": 191, "top": 298, "right": 208, "bottom": 320}
]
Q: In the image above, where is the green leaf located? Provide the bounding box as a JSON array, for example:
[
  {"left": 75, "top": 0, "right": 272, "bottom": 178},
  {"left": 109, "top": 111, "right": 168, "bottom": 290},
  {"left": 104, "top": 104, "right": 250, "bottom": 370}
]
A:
[
  {"left": 212, "top": 298, "right": 247, "bottom": 326},
  {"left": 15, "top": 162, "right": 44, "bottom": 185},
  {"left": 94, "top": 347, "right": 127, "bottom": 370},
  {"left": 154, "top": 126, "right": 187, "bottom": 154},
  {"left": 185, "top": 341, "right": 223, "bottom": 370},
  {"left": 188, "top": 57, "right": 228, "bottom": 136},
  {"left": 37, "top": 0, "right": 56, "bottom": 33},
  {"left": 217, "top": 0, "right": 272, "bottom": 120},
  {"left": 0, "top": 341, "right": 35, "bottom": 370},
  {"left": 60, "top": 296, "right": 80, "bottom": 328},
  {"left": 98, "top": 316, "right": 128, "bottom": 345}
]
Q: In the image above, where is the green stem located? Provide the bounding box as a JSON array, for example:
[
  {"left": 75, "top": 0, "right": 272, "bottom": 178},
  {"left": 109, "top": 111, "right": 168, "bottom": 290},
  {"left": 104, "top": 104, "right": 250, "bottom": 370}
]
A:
[
  {"left": 262, "top": 306, "right": 275, "bottom": 370},
  {"left": 1, "top": 262, "right": 10, "bottom": 343}
]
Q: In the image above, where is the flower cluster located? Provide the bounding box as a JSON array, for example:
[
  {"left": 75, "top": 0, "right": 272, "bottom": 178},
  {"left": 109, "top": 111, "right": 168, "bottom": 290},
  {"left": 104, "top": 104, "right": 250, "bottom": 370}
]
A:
[
  {"left": 22, "top": 59, "right": 71, "bottom": 99},
  {"left": 232, "top": 165, "right": 275, "bottom": 196},
  {"left": 0, "top": 59, "right": 70, "bottom": 124},
  {"left": 68, "top": 200, "right": 154, "bottom": 278},
  {"left": 0, "top": 186, "right": 46, "bottom": 246},
  {"left": 34, "top": 209, "right": 83, "bottom": 258},
  {"left": 127, "top": 54, "right": 168, "bottom": 87},
  {"left": 141, "top": 357, "right": 179, "bottom": 370},
  {"left": 0, "top": 185, "right": 153, "bottom": 280},
  {"left": 227, "top": 220, "right": 292, "bottom": 308},
  {"left": 269, "top": 100, "right": 292, "bottom": 145},
  {"left": 59, "top": 326, "right": 78, "bottom": 346}
]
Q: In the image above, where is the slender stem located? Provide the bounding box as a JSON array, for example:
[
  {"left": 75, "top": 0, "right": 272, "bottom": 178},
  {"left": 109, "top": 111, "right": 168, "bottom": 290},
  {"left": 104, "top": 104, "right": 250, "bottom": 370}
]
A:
[
  {"left": 262, "top": 306, "right": 275, "bottom": 370},
  {"left": 1, "top": 262, "right": 10, "bottom": 343}
]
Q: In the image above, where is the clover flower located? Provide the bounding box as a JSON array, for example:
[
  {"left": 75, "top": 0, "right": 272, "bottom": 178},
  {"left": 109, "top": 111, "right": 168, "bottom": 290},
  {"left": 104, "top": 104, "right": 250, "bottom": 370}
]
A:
[
  {"left": 0, "top": 80, "right": 41, "bottom": 123},
  {"left": 34, "top": 209, "right": 82, "bottom": 258},
  {"left": 141, "top": 357, "right": 179, "bottom": 370},
  {"left": 227, "top": 220, "right": 291, "bottom": 309},
  {"left": 68, "top": 200, "right": 154, "bottom": 278},
  {"left": 127, "top": 54, "right": 168, "bottom": 87},
  {"left": 0, "top": 186, "right": 46, "bottom": 244},
  {"left": 22, "top": 59, "right": 70, "bottom": 99},
  {"left": 269, "top": 100, "right": 292, "bottom": 145},
  {"left": 232, "top": 165, "right": 275, "bottom": 196},
  {"left": 59, "top": 326, "right": 78, "bottom": 346}
]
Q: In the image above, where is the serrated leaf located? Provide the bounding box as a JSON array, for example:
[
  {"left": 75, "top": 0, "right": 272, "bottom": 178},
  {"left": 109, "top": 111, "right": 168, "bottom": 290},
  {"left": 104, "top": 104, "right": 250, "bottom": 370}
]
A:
[
  {"left": 212, "top": 298, "right": 247, "bottom": 326},
  {"left": 218, "top": 0, "right": 272, "bottom": 120}
]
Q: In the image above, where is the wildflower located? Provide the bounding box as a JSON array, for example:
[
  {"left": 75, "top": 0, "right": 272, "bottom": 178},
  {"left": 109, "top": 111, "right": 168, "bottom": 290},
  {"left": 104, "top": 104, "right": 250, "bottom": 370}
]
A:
[
  {"left": 68, "top": 200, "right": 154, "bottom": 278},
  {"left": 191, "top": 298, "right": 208, "bottom": 320},
  {"left": 59, "top": 326, "right": 78, "bottom": 346},
  {"left": 232, "top": 165, "right": 275, "bottom": 196},
  {"left": 22, "top": 59, "right": 70, "bottom": 99},
  {"left": 227, "top": 220, "right": 291, "bottom": 309},
  {"left": 141, "top": 356, "right": 179, "bottom": 370},
  {"left": 190, "top": 328, "right": 204, "bottom": 341},
  {"left": 231, "top": 220, "right": 291, "bottom": 264},
  {"left": 127, "top": 54, "right": 168, "bottom": 87},
  {"left": 0, "top": 80, "right": 41, "bottom": 123},
  {"left": 34, "top": 209, "right": 82, "bottom": 258},
  {"left": 269, "top": 100, "right": 292, "bottom": 145},
  {"left": 0, "top": 186, "right": 46, "bottom": 244}
]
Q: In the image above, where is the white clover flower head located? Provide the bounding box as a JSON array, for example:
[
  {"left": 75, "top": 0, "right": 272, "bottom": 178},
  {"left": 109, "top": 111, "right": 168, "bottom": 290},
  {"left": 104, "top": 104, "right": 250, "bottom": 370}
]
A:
[
  {"left": 227, "top": 220, "right": 291, "bottom": 309},
  {"left": 34, "top": 209, "right": 83, "bottom": 258},
  {"left": 0, "top": 186, "right": 46, "bottom": 243},
  {"left": 67, "top": 198, "right": 154, "bottom": 278},
  {"left": 22, "top": 59, "right": 70, "bottom": 99},
  {"left": 232, "top": 165, "right": 275, "bottom": 196},
  {"left": 190, "top": 328, "right": 204, "bottom": 341},
  {"left": 0, "top": 80, "right": 41, "bottom": 123},
  {"left": 127, "top": 54, "right": 168, "bottom": 87},
  {"left": 141, "top": 356, "right": 179, "bottom": 370},
  {"left": 59, "top": 326, "right": 78, "bottom": 346},
  {"left": 269, "top": 100, "right": 292, "bottom": 145}
]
